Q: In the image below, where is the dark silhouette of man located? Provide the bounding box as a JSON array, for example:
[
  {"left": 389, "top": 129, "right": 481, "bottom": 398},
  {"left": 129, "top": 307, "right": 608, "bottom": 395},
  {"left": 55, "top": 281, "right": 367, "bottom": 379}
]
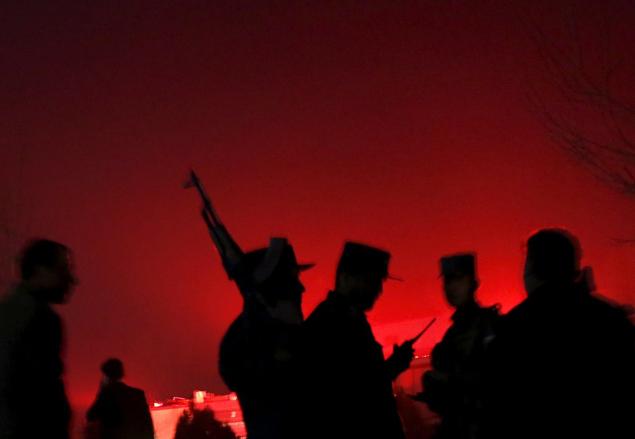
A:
[
  {"left": 218, "top": 237, "right": 314, "bottom": 439},
  {"left": 0, "top": 239, "right": 76, "bottom": 439},
  {"left": 416, "top": 253, "right": 498, "bottom": 439},
  {"left": 86, "top": 358, "right": 154, "bottom": 439},
  {"left": 303, "top": 242, "right": 415, "bottom": 439},
  {"left": 484, "top": 229, "right": 635, "bottom": 439},
  {"left": 185, "top": 170, "right": 314, "bottom": 439}
]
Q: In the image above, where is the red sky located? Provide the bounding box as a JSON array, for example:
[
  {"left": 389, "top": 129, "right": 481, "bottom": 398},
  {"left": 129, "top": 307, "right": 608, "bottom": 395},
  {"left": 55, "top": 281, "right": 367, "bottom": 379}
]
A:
[{"left": 1, "top": 0, "right": 634, "bottom": 419}]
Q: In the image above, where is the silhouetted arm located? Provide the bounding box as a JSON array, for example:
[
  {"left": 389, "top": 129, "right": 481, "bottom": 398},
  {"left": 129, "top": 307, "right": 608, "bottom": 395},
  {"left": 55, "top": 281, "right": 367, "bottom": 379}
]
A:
[
  {"left": 385, "top": 343, "right": 415, "bottom": 381},
  {"left": 140, "top": 391, "right": 155, "bottom": 439},
  {"left": 25, "top": 306, "right": 71, "bottom": 435},
  {"left": 86, "top": 389, "right": 106, "bottom": 422}
]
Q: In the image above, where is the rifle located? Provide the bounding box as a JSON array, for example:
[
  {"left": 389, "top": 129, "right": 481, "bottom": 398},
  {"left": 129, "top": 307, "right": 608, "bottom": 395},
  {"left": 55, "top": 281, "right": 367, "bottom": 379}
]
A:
[
  {"left": 184, "top": 169, "right": 242, "bottom": 277},
  {"left": 403, "top": 317, "right": 437, "bottom": 348},
  {"left": 183, "top": 170, "right": 291, "bottom": 317}
]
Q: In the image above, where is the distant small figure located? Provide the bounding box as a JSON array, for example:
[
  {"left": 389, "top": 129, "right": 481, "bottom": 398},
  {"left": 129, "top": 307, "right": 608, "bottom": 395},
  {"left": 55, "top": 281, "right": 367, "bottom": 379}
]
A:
[
  {"left": 173, "top": 402, "right": 237, "bottom": 439},
  {"left": 415, "top": 253, "right": 498, "bottom": 439},
  {"left": 484, "top": 229, "right": 635, "bottom": 439},
  {"left": 86, "top": 358, "right": 154, "bottom": 439},
  {"left": 303, "top": 242, "right": 414, "bottom": 439},
  {"left": 0, "top": 239, "right": 77, "bottom": 439}
]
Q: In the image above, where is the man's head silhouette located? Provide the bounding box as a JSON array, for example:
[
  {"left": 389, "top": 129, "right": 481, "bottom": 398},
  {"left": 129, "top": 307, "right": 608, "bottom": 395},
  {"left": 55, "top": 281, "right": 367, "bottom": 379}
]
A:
[
  {"left": 243, "top": 238, "right": 313, "bottom": 307},
  {"left": 440, "top": 253, "right": 479, "bottom": 309},
  {"left": 19, "top": 238, "right": 76, "bottom": 304},
  {"left": 524, "top": 228, "right": 581, "bottom": 295},
  {"left": 101, "top": 358, "right": 125, "bottom": 382},
  {"left": 335, "top": 242, "right": 398, "bottom": 311}
]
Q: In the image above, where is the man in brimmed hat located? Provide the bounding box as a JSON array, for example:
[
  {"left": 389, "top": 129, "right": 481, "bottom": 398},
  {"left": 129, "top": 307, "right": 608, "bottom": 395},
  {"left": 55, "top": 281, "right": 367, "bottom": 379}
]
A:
[
  {"left": 416, "top": 252, "right": 498, "bottom": 439},
  {"left": 218, "top": 236, "right": 314, "bottom": 439},
  {"left": 186, "top": 172, "right": 314, "bottom": 439},
  {"left": 303, "top": 241, "right": 414, "bottom": 439}
]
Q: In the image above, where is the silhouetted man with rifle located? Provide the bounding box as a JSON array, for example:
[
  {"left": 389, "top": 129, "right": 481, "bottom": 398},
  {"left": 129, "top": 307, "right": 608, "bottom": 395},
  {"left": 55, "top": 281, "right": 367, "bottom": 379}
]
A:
[{"left": 185, "top": 170, "right": 314, "bottom": 439}]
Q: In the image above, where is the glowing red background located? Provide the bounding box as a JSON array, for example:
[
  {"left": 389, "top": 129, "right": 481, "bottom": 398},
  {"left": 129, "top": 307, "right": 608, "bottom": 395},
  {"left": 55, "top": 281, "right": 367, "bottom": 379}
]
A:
[{"left": 1, "top": 0, "right": 634, "bottom": 427}]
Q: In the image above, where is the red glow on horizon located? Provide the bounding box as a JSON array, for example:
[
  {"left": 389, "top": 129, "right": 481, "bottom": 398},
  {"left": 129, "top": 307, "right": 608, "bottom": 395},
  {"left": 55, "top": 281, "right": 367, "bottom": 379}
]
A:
[{"left": 1, "top": 4, "right": 634, "bottom": 436}]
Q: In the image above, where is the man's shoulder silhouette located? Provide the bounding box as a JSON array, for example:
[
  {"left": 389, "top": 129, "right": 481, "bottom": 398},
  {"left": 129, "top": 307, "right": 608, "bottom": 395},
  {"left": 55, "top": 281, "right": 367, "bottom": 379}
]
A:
[
  {"left": 306, "top": 291, "right": 359, "bottom": 330},
  {"left": 108, "top": 381, "right": 148, "bottom": 405}
]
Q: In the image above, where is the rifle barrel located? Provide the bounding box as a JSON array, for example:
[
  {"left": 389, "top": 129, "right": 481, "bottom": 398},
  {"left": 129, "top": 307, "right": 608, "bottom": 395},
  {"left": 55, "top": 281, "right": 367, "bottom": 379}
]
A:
[
  {"left": 406, "top": 317, "right": 437, "bottom": 345},
  {"left": 185, "top": 169, "right": 224, "bottom": 227}
]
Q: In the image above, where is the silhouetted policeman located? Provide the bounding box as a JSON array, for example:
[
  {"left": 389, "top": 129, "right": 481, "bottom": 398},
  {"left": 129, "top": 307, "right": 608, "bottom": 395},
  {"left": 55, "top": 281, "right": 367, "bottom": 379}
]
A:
[
  {"left": 0, "top": 239, "right": 76, "bottom": 439},
  {"left": 416, "top": 253, "right": 498, "bottom": 439},
  {"left": 303, "top": 242, "right": 414, "bottom": 439},
  {"left": 484, "top": 229, "right": 635, "bottom": 439},
  {"left": 86, "top": 358, "right": 154, "bottom": 439}
]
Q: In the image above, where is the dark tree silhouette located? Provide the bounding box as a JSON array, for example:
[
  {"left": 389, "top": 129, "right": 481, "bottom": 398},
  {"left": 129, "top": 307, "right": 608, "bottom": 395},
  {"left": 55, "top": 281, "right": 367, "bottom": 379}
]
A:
[{"left": 528, "top": 4, "right": 635, "bottom": 197}]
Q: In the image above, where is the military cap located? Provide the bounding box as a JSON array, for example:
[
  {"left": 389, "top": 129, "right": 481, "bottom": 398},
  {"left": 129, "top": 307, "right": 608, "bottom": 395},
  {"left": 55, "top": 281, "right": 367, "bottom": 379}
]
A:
[
  {"left": 439, "top": 253, "right": 477, "bottom": 279},
  {"left": 336, "top": 241, "right": 402, "bottom": 281}
]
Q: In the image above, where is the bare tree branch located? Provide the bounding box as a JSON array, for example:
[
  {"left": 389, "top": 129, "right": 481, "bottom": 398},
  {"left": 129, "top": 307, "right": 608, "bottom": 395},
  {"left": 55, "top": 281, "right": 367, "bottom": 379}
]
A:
[{"left": 528, "top": 7, "right": 635, "bottom": 197}]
